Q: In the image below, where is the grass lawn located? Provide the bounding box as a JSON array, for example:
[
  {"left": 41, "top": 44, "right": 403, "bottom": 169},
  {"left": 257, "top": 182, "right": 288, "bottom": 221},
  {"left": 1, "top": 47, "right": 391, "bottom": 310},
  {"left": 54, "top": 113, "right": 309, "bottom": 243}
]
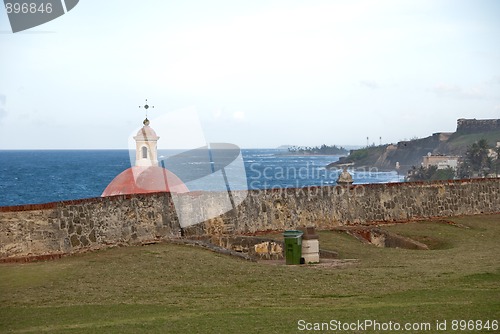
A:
[
  {"left": 447, "top": 130, "right": 500, "bottom": 152},
  {"left": 0, "top": 215, "right": 499, "bottom": 333}
]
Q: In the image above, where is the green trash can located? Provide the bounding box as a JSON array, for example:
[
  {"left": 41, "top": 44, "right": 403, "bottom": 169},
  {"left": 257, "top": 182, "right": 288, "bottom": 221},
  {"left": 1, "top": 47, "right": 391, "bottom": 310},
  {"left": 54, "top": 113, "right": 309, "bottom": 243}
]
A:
[{"left": 283, "top": 230, "right": 303, "bottom": 265}]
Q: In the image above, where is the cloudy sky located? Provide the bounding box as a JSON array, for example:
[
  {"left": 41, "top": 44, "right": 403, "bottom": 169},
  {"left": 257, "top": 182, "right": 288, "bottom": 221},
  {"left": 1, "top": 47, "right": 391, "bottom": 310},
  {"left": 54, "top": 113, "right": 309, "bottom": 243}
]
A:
[{"left": 0, "top": 0, "right": 499, "bottom": 149}]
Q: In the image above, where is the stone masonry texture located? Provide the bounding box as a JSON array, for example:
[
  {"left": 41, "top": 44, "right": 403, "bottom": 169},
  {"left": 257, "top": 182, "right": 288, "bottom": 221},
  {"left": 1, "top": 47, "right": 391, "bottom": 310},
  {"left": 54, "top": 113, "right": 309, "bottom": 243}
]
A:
[{"left": 0, "top": 178, "right": 499, "bottom": 259}]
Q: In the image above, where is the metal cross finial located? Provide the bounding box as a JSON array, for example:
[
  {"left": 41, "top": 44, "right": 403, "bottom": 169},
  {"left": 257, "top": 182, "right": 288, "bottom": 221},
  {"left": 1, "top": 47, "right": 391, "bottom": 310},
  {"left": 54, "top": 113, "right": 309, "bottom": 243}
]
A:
[{"left": 139, "top": 99, "right": 155, "bottom": 118}]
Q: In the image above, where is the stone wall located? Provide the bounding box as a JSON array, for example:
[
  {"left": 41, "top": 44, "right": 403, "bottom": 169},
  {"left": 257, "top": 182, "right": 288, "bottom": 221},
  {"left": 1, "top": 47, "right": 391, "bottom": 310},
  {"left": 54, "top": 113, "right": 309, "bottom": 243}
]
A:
[
  {"left": 0, "top": 193, "right": 181, "bottom": 260},
  {"left": 193, "top": 178, "right": 499, "bottom": 235},
  {"left": 456, "top": 118, "right": 500, "bottom": 133},
  {"left": 1, "top": 178, "right": 499, "bottom": 260}
]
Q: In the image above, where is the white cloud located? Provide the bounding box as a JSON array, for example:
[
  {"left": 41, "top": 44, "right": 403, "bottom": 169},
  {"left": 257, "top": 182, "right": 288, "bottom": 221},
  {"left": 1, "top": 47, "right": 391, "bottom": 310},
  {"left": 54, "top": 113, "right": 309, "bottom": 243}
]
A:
[
  {"left": 430, "top": 83, "right": 490, "bottom": 100},
  {"left": 232, "top": 111, "right": 245, "bottom": 121},
  {"left": 491, "top": 75, "right": 500, "bottom": 85},
  {"left": 0, "top": 109, "right": 6, "bottom": 125},
  {"left": 431, "top": 83, "right": 461, "bottom": 95},
  {"left": 2, "top": 0, "right": 500, "bottom": 148},
  {"left": 212, "top": 109, "right": 222, "bottom": 119},
  {"left": 360, "top": 80, "right": 380, "bottom": 89},
  {"left": 140, "top": 1, "right": 400, "bottom": 94}
]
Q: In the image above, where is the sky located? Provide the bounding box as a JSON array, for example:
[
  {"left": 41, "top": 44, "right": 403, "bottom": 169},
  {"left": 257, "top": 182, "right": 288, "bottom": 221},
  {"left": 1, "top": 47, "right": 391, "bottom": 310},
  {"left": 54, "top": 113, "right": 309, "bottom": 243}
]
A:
[{"left": 0, "top": 0, "right": 499, "bottom": 149}]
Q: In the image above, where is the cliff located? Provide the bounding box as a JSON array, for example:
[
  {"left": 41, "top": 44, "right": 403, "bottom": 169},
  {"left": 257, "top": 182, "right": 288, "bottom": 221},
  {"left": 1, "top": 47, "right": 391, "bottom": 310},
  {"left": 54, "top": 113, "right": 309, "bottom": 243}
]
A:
[{"left": 327, "top": 119, "right": 500, "bottom": 173}]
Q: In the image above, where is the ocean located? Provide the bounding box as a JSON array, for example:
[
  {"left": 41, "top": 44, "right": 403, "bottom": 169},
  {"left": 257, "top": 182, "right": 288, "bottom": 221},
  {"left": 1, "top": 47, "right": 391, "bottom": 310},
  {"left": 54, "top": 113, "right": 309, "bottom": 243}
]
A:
[{"left": 0, "top": 149, "right": 401, "bottom": 207}]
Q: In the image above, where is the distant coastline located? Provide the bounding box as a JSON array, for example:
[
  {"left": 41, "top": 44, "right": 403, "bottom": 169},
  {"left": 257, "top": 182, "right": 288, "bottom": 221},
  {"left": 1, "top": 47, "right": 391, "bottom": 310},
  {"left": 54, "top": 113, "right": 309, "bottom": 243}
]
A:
[
  {"left": 280, "top": 144, "right": 349, "bottom": 156},
  {"left": 276, "top": 152, "right": 347, "bottom": 157},
  {"left": 326, "top": 118, "right": 500, "bottom": 174}
]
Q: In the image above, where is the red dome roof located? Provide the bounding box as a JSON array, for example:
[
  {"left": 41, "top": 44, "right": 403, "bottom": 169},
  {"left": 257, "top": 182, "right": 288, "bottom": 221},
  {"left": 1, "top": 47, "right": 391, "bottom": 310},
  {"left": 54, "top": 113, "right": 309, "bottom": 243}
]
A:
[{"left": 101, "top": 166, "right": 189, "bottom": 197}]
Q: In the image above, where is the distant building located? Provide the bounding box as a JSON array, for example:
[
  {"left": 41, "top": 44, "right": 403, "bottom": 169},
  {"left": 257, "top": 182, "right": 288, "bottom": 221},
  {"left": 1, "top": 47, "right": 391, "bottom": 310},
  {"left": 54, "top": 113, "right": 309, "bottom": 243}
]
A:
[
  {"left": 488, "top": 142, "right": 500, "bottom": 160},
  {"left": 422, "top": 154, "right": 460, "bottom": 170},
  {"left": 456, "top": 118, "right": 500, "bottom": 133}
]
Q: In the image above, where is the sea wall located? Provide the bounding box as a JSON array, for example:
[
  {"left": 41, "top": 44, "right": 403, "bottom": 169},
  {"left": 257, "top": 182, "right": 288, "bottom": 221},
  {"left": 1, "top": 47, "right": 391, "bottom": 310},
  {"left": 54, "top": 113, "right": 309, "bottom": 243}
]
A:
[
  {"left": 1, "top": 178, "right": 499, "bottom": 260},
  {"left": 0, "top": 193, "right": 181, "bottom": 260},
  {"left": 195, "top": 178, "right": 499, "bottom": 234}
]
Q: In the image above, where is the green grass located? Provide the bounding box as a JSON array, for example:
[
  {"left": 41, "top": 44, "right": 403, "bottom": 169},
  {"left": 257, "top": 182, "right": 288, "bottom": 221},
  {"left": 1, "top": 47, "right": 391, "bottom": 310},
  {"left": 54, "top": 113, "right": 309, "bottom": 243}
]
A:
[
  {"left": 446, "top": 130, "right": 500, "bottom": 152},
  {"left": 342, "top": 146, "right": 387, "bottom": 165},
  {"left": 1, "top": 215, "right": 499, "bottom": 333}
]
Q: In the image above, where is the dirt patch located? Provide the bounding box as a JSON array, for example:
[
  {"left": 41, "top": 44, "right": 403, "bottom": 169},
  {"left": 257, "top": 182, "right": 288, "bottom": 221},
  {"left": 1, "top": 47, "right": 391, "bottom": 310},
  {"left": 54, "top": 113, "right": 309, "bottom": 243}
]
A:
[
  {"left": 434, "top": 219, "right": 470, "bottom": 229},
  {"left": 332, "top": 226, "right": 429, "bottom": 250}
]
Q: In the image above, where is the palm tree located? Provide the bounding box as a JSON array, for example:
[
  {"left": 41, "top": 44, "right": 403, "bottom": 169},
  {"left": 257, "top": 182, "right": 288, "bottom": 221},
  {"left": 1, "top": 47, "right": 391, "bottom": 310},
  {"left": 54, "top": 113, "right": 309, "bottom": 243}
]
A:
[{"left": 465, "top": 139, "right": 491, "bottom": 177}]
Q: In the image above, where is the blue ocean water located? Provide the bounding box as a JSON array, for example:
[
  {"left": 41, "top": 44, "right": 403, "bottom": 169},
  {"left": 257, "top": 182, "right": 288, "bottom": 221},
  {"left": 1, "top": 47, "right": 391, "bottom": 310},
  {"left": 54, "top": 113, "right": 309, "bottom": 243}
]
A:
[{"left": 0, "top": 149, "right": 400, "bottom": 207}]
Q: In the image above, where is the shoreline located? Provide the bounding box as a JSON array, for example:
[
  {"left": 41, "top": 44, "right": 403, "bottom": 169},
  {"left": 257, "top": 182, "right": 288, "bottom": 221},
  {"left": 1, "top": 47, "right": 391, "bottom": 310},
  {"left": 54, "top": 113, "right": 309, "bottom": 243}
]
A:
[{"left": 275, "top": 153, "right": 348, "bottom": 157}]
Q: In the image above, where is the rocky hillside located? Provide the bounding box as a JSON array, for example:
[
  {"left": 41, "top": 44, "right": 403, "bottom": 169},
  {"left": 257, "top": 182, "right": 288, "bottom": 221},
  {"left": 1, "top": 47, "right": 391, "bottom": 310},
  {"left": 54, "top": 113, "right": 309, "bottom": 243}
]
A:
[{"left": 327, "top": 127, "right": 500, "bottom": 173}]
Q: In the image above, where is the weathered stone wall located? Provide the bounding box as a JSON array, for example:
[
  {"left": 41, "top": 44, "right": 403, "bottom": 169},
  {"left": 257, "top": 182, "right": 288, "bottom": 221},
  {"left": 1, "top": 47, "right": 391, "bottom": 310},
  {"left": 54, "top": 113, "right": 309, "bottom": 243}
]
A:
[
  {"left": 1, "top": 178, "right": 499, "bottom": 259},
  {"left": 187, "top": 235, "right": 285, "bottom": 260},
  {"left": 0, "top": 193, "right": 181, "bottom": 259},
  {"left": 456, "top": 118, "right": 500, "bottom": 133},
  {"left": 193, "top": 178, "right": 499, "bottom": 235}
]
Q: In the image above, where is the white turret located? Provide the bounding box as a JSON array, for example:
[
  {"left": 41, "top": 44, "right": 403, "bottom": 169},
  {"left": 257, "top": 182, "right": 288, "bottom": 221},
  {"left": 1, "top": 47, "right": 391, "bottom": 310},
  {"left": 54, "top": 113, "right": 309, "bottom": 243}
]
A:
[{"left": 133, "top": 118, "right": 159, "bottom": 167}]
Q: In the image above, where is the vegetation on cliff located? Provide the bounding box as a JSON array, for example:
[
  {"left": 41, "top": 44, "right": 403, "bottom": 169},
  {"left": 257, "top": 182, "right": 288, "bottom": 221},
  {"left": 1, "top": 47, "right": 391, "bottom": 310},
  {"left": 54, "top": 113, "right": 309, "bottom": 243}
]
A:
[
  {"left": 407, "top": 165, "right": 456, "bottom": 181},
  {"left": 406, "top": 138, "right": 499, "bottom": 181},
  {"left": 286, "top": 144, "right": 348, "bottom": 155},
  {"left": 458, "top": 138, "right": 500, "bottom": 178},
  {"left": 445, "top": 130, "right": 500, "bottom": 154},
  {"left": 328, "top": 128, "right": 500, "bottom": 174},
  {"left": 330, "top": 146, "right": 387, "bottom": 167}
]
